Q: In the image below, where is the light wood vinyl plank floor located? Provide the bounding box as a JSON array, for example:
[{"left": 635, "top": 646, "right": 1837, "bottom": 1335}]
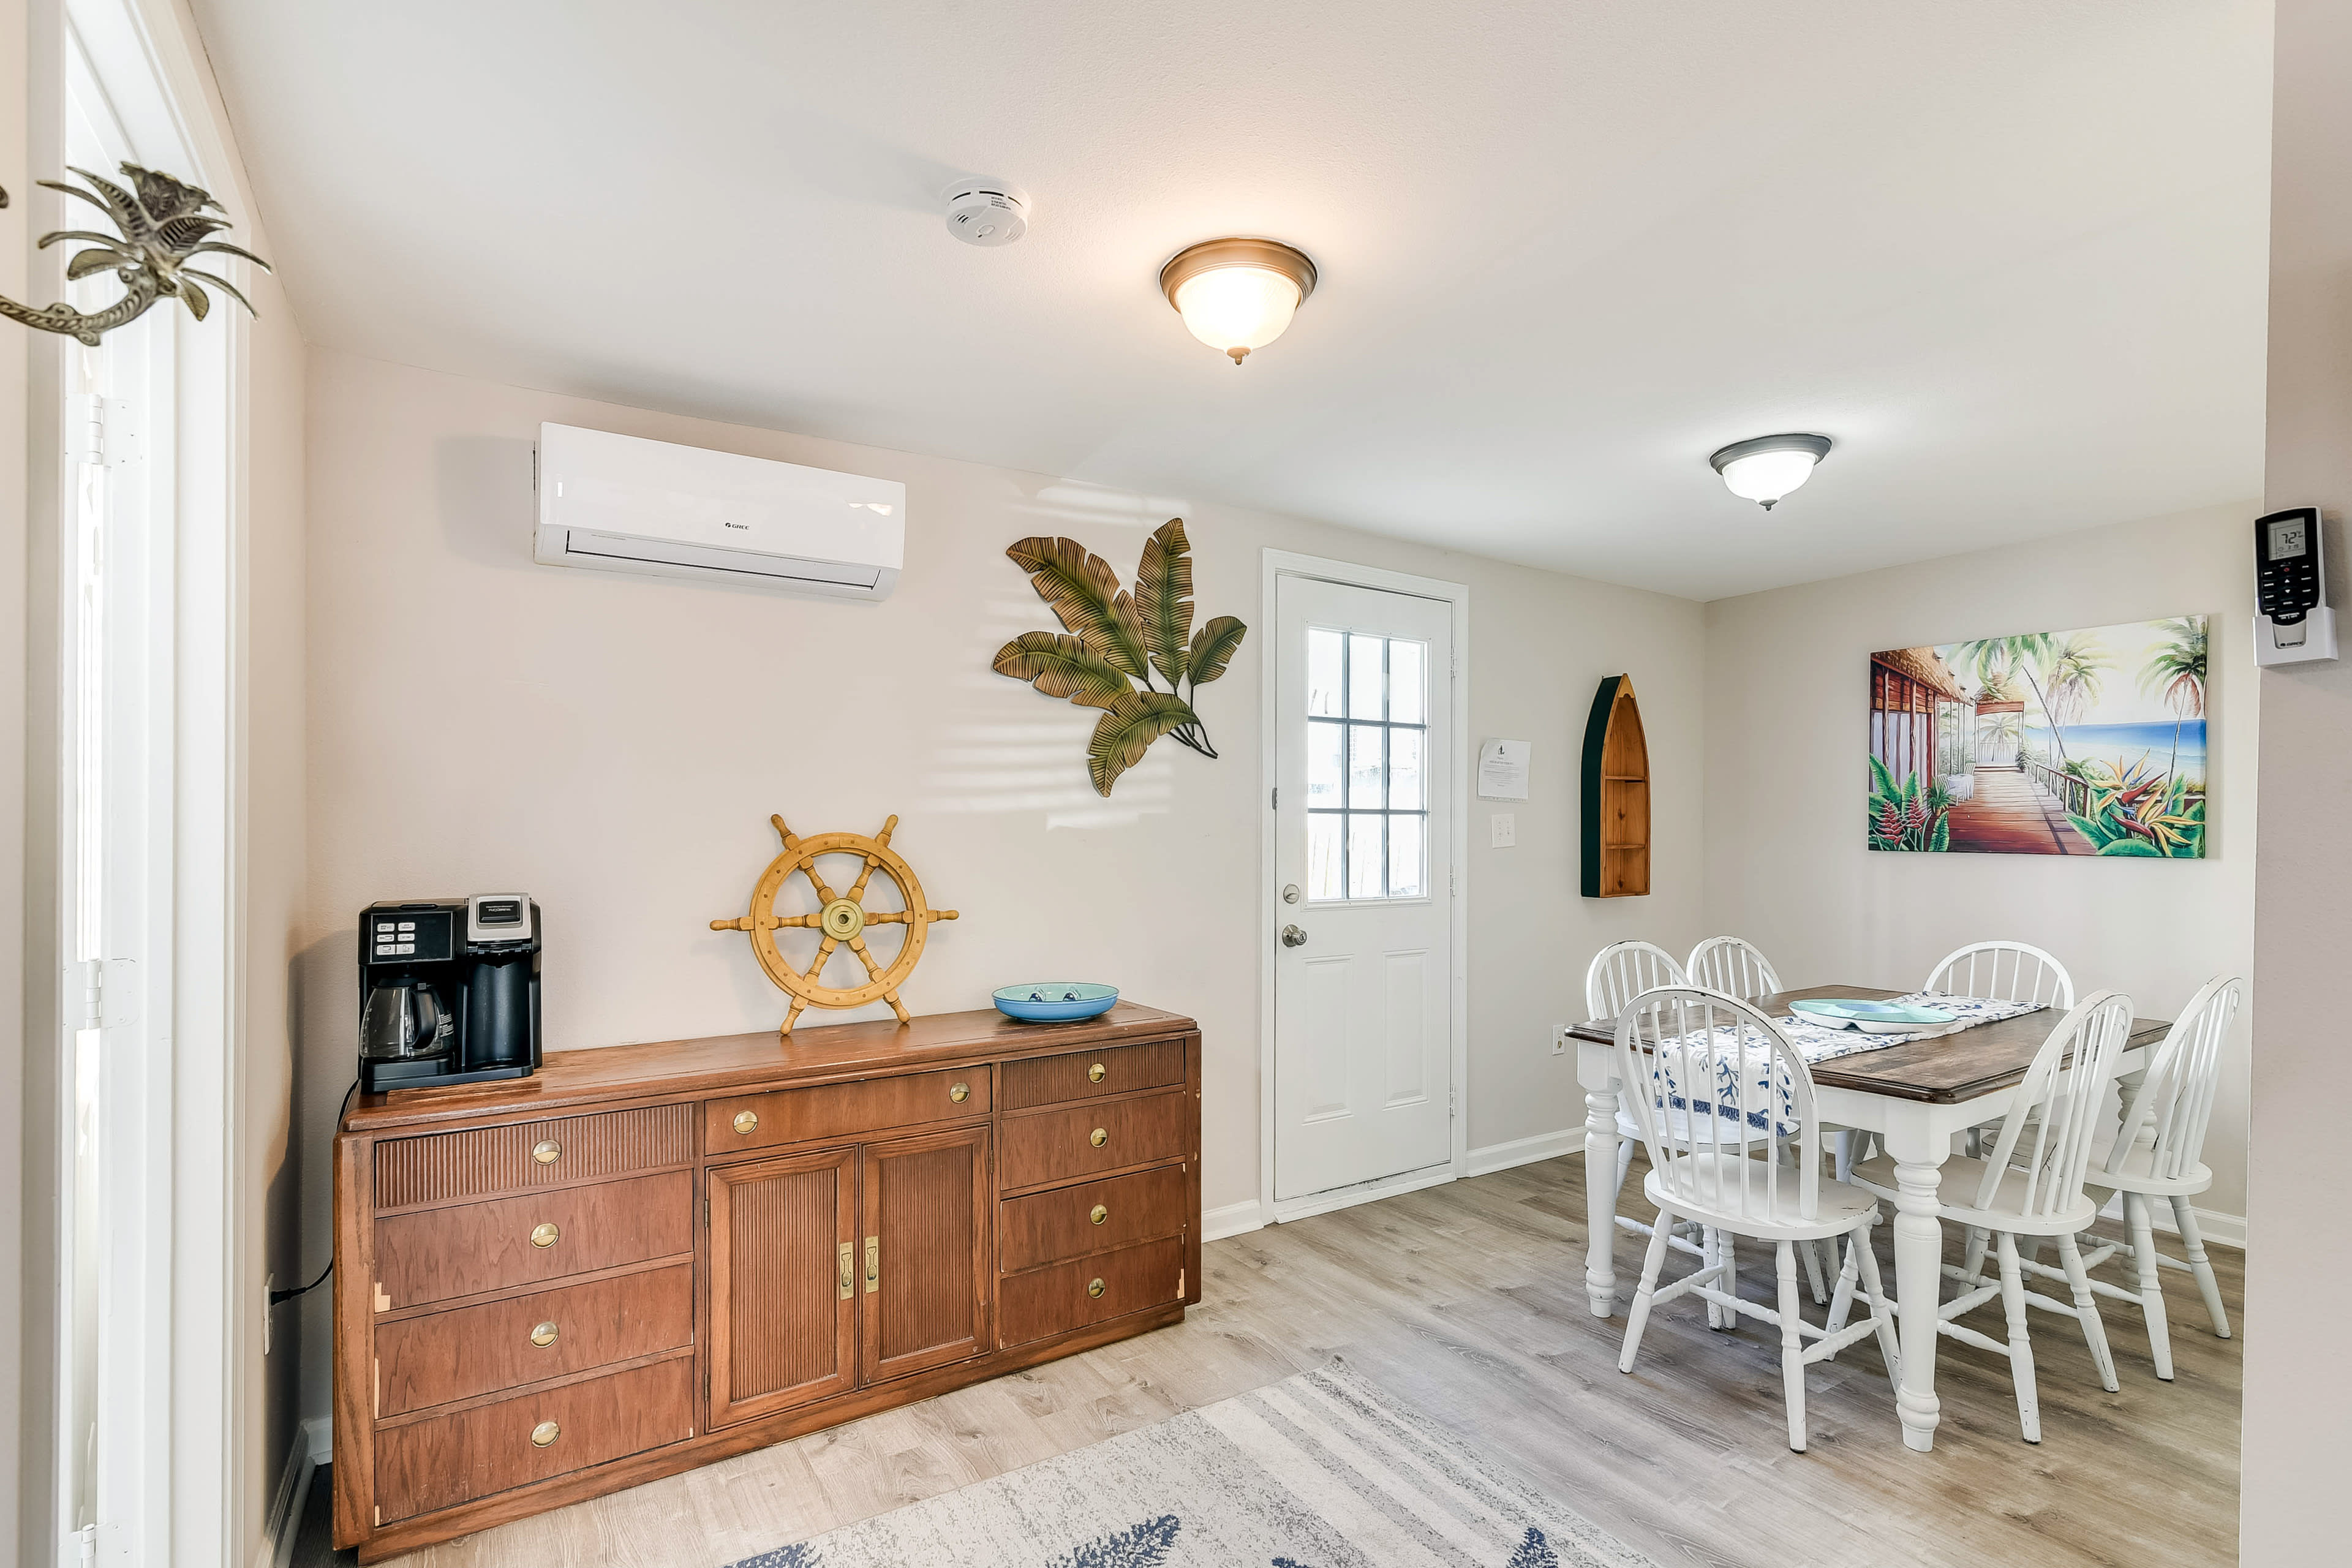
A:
[{"left": 295, "top": 1152, "right": 2242, "bottom": 1568}]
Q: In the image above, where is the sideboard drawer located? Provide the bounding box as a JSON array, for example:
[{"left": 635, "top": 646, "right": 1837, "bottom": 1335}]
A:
[
  {"left": 998, "top": 1236, "right": 1185, "bottom": 1348},
  {"left": 999, "top": 1164, "right": 1189, "bottom": 1273},
  {"left": 1000, "top": 1039, "right": 1185, "bottom": 1110},
  {"left": 374, "top": 1263, "right": 694, "bottom": 1417},
  {"left": 374, "top": 1172, "right": 693, "bottom": 1310},
  {"left": 706, "top": 1068, "right": 989, "bottom": 1155},
  {"left": 998, "top": 1090, "right": 1192, "bottom": 1191},
  {"left": 374, "top": 1103, "right": 695, "bottom": 1210},
  {"left": 372, "top": 1355, "right": 695, "bottom": 1525}
]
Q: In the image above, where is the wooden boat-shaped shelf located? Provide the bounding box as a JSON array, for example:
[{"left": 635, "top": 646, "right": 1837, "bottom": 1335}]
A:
[{"left": 1580, "top": 673, "right": 1650, "bottom": 898}]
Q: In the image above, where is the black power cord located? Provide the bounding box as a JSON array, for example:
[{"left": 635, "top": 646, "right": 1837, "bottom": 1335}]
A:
[{"left": 270, "top": 1082, "right": 358, "bottom": 1308}]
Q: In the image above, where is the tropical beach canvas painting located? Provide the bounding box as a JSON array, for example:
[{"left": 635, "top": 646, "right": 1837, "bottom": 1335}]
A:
[{"left": 1868, "top": 616, "right": 2207, "bottom": 856}]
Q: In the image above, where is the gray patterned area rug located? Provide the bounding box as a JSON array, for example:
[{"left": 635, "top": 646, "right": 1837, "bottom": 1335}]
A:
[{"left": 726, "top": 1361, "right": 1654, "bottom": 1568}]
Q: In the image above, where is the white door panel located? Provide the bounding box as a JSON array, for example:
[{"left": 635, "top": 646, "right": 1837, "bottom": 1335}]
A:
[{"left": 1273, "top": 576, "right": 1455, "bottom": 1202}]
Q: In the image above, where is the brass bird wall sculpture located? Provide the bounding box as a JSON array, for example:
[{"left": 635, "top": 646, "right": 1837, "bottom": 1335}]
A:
[{"left": 0, "top": 162, "right": 270, "bottom": 345}]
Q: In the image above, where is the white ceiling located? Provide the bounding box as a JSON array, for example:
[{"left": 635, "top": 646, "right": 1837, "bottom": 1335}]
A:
[{"left": 188, "top": 1, "right": 2272, "bottom": 600}]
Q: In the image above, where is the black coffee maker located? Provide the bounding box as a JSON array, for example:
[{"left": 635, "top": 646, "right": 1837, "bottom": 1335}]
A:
[{"left": 358, "top": 895, "right": 541, "bottom": 1091}]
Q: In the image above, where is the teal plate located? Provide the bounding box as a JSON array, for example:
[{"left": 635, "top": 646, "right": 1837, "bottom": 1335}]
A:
[
  {"left": 993, "top": 982, "right": 1119, "bottom": 1023},
  {"left": 1792, "top": 998, "right": 1956, "bottom": 1033}
]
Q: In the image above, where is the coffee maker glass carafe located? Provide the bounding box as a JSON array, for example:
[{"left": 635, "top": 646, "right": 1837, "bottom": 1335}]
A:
[{"left": 361, "top": 979, "right": 447, "bottom": 1063}]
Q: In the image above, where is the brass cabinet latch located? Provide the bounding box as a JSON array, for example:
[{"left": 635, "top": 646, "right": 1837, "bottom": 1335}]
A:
[
  {"left": 837, "top": 1241, "right": 854, "bottom": 1300},
  {"left": 864, "top": 1235, "right": 880, "bottom": 1294}
]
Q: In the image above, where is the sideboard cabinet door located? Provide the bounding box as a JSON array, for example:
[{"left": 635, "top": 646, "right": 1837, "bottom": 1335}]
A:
[
  {"left": 861, "top": 1126, "right": 991, "bottom": 1384},
  {"left": 707, "top": 1147, "right": 859, "bottom": 1428}
]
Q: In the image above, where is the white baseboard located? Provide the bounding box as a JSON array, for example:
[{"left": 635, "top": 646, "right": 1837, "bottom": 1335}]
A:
[
  {"left": 260, "top": 1418, "right": 330, "bottom": 1568},
  {"left": 1466, "top": 1128, "right": 1585, "bottom": 1177},
  {"left": 2098, "top": 1194, "right": 2245, "bottom": 1249},
  {"left": 1202, "top": 1199, "right": 1266, "bottom": 1241}
]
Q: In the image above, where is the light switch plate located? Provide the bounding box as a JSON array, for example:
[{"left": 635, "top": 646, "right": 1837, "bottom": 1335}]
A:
[{"left": 1490, "top": 812, "right": 1516, "bottom": 848}]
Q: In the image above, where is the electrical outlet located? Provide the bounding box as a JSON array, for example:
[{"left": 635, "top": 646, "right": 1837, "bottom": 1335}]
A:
[
  {"left": 1552, "top": 1023, "right": 1569, "bottom": 1056},
  {"left": 1490, "top": 812, "right": 1517, "bottom": 848},
  {"left": 263, "top": 1273, "right": 274, "bottom": 1354}
]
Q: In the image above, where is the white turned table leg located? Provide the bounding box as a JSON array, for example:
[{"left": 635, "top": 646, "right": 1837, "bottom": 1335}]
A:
[
  {"left": 1884, "top": 1117, "right": 1949, "bottom": 1453},
  {"left": 1585, "top": 1077, "right": 1624, "bottom": 1317}
]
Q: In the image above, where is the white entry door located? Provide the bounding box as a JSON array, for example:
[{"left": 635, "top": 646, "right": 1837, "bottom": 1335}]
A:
[{"left": 1272, "top": 575, "right": 1456, "bottom": 1203}]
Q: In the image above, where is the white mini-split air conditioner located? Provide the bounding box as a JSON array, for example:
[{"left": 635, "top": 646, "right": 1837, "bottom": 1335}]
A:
[{"left": 533, "top": 423, "right": 906, "bottom": 600}]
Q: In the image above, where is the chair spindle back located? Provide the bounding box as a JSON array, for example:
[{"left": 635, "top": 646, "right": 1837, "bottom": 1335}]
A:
[
  {"left": 1686, "top": 936, "right": 1782, "bottom": 1005},
  {"left": 1974, "top": 992, "right": 2135, "bottom": 1222},
  {"left": 1585, "top": 940, "right": 1686, "bottom": 1022},
  {"left": 1615, "top": 987, "right": 1822, "bottom": 1226},
  {"left": 2112, "top": 975, "right": 2241, "bottom": 1183},
  {"left": 1923, "top": 940, "right": 2075, "bottom": 1009}
]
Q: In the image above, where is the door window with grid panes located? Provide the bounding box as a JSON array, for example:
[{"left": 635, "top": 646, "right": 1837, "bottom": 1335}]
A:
[{"left": 1304, "top": 628, "right": 1427, "bottom": 900}]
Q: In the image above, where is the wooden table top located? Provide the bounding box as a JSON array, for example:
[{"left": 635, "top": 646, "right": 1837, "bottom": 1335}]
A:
[
  {"left": 343, "top": 1000, "right": 1199, "bottom": 1134},
  {"left": 1564, "top": 984, "right": 2170, "bottom": 1105}
]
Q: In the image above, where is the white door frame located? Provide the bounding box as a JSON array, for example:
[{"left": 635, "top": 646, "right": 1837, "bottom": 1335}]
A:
[
  {"left": 1259, "top": 550, "right": 1469, "bottom": 1225},
  {"left": 33, "top": 0, "right": 249, "bottom": 1561}
]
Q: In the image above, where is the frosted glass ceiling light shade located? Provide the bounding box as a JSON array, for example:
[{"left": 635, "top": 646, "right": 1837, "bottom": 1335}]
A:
[
  {"left": 1159, "top": 238, "right": 1318, "bottom": 364},
  {"left": 1709, "top": 433, "right": 1834, "bottom": 510}
]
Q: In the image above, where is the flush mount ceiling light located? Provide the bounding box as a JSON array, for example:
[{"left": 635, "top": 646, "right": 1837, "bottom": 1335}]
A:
[
  {"left": 1709, "top": 433, "right": 1833, "bottom": 510},
  {"left": 1159, "top": 238, "right": 1318, "bottom": 365}
]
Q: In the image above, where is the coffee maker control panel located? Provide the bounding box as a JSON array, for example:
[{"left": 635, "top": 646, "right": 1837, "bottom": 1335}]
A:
[{"left": 369, "top": 908, "right": 453, "bottom": 963}]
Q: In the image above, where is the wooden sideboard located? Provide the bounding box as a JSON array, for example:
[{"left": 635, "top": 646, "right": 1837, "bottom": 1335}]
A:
[{"left": 333, "top": 1003, "right": 1202, "bottom": 1561}]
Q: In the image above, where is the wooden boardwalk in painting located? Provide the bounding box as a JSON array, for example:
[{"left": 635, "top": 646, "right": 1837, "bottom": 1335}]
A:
[{"left": 1945, "top": 766, "right": 2095, "bottom": 854}]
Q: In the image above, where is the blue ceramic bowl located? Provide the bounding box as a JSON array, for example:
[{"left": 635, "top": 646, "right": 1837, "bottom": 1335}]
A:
[{"left": 993, "top": 982, "right": 1120, "bottom": 1023}]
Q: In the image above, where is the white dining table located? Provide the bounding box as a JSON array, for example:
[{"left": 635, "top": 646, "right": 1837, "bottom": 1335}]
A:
[{"left": 1569, "top": 985, "right": 2166, "bottom": 1453}]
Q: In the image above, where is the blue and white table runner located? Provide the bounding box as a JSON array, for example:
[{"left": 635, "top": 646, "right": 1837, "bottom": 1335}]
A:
[{"left": 1642, "top": 992, "right": 2046, "bottom": 1136}]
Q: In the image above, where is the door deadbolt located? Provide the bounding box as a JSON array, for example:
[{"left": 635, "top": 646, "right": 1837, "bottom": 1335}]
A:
[
  {"left": 1282, "top": 883, "right": 1301, "bottom": 905},
  {"left": 1280, "top": 924, "right": 1308, "bottom": 948}
]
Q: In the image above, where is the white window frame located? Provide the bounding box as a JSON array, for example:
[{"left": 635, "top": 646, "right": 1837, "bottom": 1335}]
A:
[
  {"left": 1257, "top": 551, "right": 1471, "bottom": 1226},
  {"left": 33, "top": 0, "right": 249, "bottom": 1562}
]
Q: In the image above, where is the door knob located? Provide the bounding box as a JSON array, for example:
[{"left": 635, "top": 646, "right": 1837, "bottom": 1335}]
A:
[{"left": 1280, "top": 924, "right": 1308, "bottom": 948}]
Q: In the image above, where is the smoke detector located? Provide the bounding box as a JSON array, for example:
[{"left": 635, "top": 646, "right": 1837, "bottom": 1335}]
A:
[{"left": 941, "top": 179, "right": 1030, "bottom": 246}]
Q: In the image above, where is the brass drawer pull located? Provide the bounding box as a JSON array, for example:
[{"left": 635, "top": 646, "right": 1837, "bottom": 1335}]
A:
[
  {"left": 1088, "top": 1061, "right": 1107, "bottom": 1083},
  {"left": 530, "top": 1320, "right": 559, "bottom": 1348},
  {"left": 530, "top": 1222, "right": 560, "bottom": 1248},
  {"left": 1090, "top": 1204, "right": 1109, "bottom": 1226},
  {"left": 837, "top": 1240, "right": 854, "bottom": 1300},
  {"left": 1089, "top": 1127, "right": 1107, "bottom": 1148},
  {"left": 864, "top": 1234, "right": 880, "bottom": 1294},
  {"left": 1087, "top": 1277, "right": 1106, "bottom": 1298},
  {"left": 530, "top": 1419, "right": 560, "bottom": 1448},
  {"left": 733, "top": 1109, "right": 760, "bottom": 1136},
  {"left": 949, "top": 1081, "right": 970, "bottom": 1103},
  {"left": 532, "top": 1139, "right": 562, "bottom": 1165}
]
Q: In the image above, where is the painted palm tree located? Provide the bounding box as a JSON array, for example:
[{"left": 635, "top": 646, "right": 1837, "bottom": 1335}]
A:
[
  {"left": 2043, "top": 633, "right": 2113, "bottom": 755},
  {"left": 2139, "top": 617, "right": 2209, "bottom": 786},
  {"left": 1952, "top": 631, "right": 2074, "bottom": 767}
]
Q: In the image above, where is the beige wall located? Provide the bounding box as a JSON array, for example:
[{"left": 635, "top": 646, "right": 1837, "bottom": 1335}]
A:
[
  {"left": 237, "top": 221, "right": 308, "bottom": 1565},
  {"left": 2243, "top": 0, "right": 2352, "bottom": 1559},
  {"left": 292, "top": 347, "right": 1711, "bottom": 1425},
  {"left": 1702, "top": 504, "right": 2258, "bottom": 1224}
]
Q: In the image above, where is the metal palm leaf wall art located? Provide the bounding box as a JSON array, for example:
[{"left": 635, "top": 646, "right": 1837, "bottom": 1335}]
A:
[
  {"left": 0, "top": 163, "right": 270, "bottom": 345},
  {"left": 993, "top": 519, "right": 1248, "bottom": 796}
]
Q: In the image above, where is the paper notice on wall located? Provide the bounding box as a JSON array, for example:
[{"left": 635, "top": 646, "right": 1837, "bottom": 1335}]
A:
[{"left": 1477, "top": 739, "right": 1531, "bottom": 801}]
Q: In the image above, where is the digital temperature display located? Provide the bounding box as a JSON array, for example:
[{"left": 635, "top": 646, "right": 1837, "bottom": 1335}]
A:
[{"left": 2267, "top": 515, "right": 2309, "bottom": 561}]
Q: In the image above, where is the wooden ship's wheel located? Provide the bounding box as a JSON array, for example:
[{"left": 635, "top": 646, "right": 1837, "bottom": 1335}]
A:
[{"left": 709, "top": 813, "right": 959, "bottom": 1034}]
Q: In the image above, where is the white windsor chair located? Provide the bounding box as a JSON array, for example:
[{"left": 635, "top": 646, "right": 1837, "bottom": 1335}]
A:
[
  {"left": 1849, "top": 992, "right": 2135, "bottom": 1443},
  {"left": 1613, "top": 988, "right": 1902, "bottom": 1452},
  {"left": 2065, "top": 975, "right": 2241, "bottom": 1380},
  {"left": 1587, "top": 940, "right": 1830, "bottom": 1315}
]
